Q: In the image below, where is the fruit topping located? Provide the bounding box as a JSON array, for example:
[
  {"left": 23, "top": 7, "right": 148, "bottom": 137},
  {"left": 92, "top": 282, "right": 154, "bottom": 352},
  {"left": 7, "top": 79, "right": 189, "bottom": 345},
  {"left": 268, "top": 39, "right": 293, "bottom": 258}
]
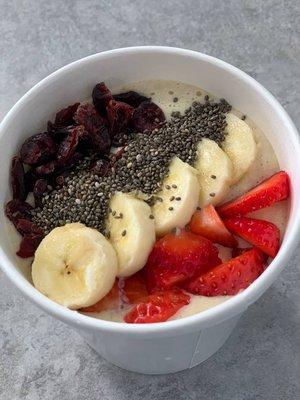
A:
[
  {"left": 56, "top": 125, "right": 86, "bottom": 165},
  {"left": 131, "top": 100, "right": 165, "bottom": 132},
  {"left": 54, "top": 103, "right": 80, "bottom": 126},
  {"left": 92, "top": 82, "right": 113, "bottom": 116},
  {"left": 186, "top": 248, "right": 265, "bottom": 296},
  {"left": 124, "top": 288, "right": 190, "bottom": 323},
  {"left": 80, "top": 272, "right": 148, "bottom": 313},
  {"left": 145, "top": 229, "right": 221, "bottom": 293},
  {"left": 218, "top": 171, "right": 289, "bottom": 217},
  {"left": 31, "top": 223, "right": 118, "bottom": 308},
  {"left": 113, "top": 91, "right": 150, "bottom": 107},
  {"left": 20, "top": 132, "right": 57, "bottom": 166},
  {"left": 107, "top": 192, "right": 155, "bottom": 277},
  {"left": 35, "top": 160, "right": 57, "bottom": 175},
  {"left": 195, "top": 138, "right": 233, "bottom": 207},
  {"left": 221, "top": 113, "right": 256, "bottom": 183},
  {"left": 106, "top": 100, "right": 134, "bottom": 138},
  {"left": 189, "top": 205, "right": 237, "bottom": 247},
  {"left": 17, "top": 233, "right": 44, "bottom": 258},
  {"left": 224, "top": 216, "right": 280, "bottom": 258},
  {"left": 5, "top": 199, "right": 33, "bottom": 225},
  {"left": 231, "top": 247, "right": 252, "bottom": 258},
  {"left": 11, "top": 156, "right": 26, "bottom": 201},
  {"left": 33, "top": 179, "right": 48, "bottom": 208},
  {"left": 151, "top": 157, "right": 200, "bottom": 236}
]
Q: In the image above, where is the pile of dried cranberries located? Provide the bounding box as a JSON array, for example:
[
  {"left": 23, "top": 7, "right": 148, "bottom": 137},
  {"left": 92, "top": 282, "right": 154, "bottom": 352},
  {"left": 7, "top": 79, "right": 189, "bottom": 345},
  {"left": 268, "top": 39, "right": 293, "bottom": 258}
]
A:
[{"left": 5, "top": 82, "right": 165, "bottom": 258}]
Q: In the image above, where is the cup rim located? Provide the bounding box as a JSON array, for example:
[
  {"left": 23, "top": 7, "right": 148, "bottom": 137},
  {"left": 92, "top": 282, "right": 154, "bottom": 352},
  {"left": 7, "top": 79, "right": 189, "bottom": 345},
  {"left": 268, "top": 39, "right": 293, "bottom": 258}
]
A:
[{"left": 1, "top": 45, "right": 299, "bottom": 335}]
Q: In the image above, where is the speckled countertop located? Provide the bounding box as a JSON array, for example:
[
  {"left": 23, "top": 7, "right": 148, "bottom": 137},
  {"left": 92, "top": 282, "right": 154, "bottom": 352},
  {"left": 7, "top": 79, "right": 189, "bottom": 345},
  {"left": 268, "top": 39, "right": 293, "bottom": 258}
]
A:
[{"left": 0, "top": 1, "right": 299, "bottom": 399}]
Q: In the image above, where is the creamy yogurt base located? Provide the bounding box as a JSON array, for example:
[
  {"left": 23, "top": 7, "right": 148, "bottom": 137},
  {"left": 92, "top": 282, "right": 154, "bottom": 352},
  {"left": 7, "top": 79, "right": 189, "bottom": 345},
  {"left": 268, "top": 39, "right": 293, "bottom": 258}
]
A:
[{"left": 6, "top": 79, "right": 288, "bottom": 321}]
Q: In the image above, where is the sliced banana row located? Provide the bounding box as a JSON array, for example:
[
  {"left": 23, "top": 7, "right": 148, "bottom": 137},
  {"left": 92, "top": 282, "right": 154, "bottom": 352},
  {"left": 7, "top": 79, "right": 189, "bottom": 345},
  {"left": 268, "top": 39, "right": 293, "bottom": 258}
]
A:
[{"left": 194, "top": 113, "right": 256, "bottom": 205}]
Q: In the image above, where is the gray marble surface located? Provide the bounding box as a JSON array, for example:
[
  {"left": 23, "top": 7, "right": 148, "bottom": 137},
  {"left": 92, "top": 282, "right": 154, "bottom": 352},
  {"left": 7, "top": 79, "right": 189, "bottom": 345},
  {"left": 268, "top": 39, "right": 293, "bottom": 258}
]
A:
[{"left": 0, "top": 1, "right": 299, "bottom": 399}]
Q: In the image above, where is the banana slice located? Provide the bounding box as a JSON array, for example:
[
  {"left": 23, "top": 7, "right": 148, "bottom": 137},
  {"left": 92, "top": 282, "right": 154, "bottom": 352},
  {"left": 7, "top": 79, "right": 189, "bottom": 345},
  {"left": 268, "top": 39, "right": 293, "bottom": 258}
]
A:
[
  {"left": 152, "top": 157, "right": 200, "bottom": 236},
  {"left": 195, "top": 138, "right": 233, "bottom": 207},
  {"left": 222, "top": 113, "right": 256, "bottom": 183},
  {"left": 107, "top": 192, "right": 155, "bottom": 277},
  {"left": 32, "top": 223, "right": 118, "bottom": 309}
]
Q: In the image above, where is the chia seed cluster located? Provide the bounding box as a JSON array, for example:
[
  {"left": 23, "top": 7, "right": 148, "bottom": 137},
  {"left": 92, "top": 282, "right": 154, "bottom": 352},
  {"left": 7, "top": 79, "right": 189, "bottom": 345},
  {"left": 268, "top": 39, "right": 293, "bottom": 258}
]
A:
[{"left": 32, "top": 97, "right": 231, "bottom": 235}]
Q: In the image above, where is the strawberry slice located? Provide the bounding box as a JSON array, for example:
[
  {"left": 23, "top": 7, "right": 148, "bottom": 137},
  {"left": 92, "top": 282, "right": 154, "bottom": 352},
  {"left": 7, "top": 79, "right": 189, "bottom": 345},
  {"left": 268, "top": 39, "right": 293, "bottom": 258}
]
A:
[
  {"left": 189, "top": 205, "right": 237, "bottom": 247},
  {"left": 145, "top": 229, "right": 221, "bottom": 293},
  {"left": 80, "top": 281, "right": 120, "bottom": 313},
  {"left": 80, "top": 272, "right": 148, "bottom": 313},
  {"left": 231, "top": 247, "right": 252, "bottom": 258},
  {"left": 217, "top": 171, "right": 289, "bottom": 217},
  {"left": 185, "top": 248, "right": 265, "bottom": 296},
  {"left": 124, "top": 288, "right": 190, "bottom": 323},
  {"left": 120, "top": 272, "right": 149, "bottom": 304},
  {"left": 224, "top": 216, "right": 280, "bottom": 258}
]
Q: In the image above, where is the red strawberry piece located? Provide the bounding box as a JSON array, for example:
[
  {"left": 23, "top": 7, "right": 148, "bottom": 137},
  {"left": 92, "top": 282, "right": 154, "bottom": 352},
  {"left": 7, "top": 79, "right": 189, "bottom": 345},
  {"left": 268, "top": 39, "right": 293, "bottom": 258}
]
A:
[
  {"left": 17, "top": 233, "right": 44, "bottom": 258},
  {"left": 120, "top": 272, "right": 149, "bottom": 305},
  {"left": 80, "top": 272, "right": 148, "bottom": 313},
  {"left": 217, "top": 171, "right": 289, "bottom": 217},
  {"left": 145, "top": 229, "right": 221, "bottom": 293},
  {"left": 224, "top": 216, "right": 280, "bottom": 258},
  {"left": 124, "top": 288, "right": 190, "bottom": 324},
  {"left": 189, "top": 205, "right": 237, "bottom": 247},
  {"left": 231, "top": 247, "right": 252, "bottom": 258},
  {"left": 80, "top": 280, "right": 120, "bottom": 313},
  {"left": 185, "top": 248, "right": 265, "bottom": 296}
]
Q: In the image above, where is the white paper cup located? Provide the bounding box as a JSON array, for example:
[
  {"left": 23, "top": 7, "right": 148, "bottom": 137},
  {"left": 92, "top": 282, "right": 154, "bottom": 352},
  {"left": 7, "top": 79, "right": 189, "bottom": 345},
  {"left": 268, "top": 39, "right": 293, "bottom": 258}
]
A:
[{"left": 0, "top": 47, "right": 299, "bottom": 374}]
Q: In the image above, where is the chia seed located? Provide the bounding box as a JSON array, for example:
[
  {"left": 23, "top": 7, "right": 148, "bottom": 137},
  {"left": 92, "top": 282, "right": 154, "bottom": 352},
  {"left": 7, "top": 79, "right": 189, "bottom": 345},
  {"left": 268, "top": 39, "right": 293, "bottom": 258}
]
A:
[{"left": 31, "top": 97, "right": 231, "bottom": 234}]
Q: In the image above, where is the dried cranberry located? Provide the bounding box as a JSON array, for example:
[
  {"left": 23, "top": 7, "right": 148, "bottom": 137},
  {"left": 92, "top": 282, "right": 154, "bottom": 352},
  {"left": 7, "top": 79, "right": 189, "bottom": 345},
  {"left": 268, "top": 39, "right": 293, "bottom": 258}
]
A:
[
  {"left": 132, "top": 101, "right": 165, "bottom": 132},
  {"left": 91, "top": 125, "right": 111, "bottom": 154},
  {"left": 35, "top": 160, "right": 57, "bottom": 175},
  {"left": 11, "top": 156, "right": 26, "bottom": 201},
  {"left": 33, "top": 179, "right": 48, "bottom": 208},
  {"left": 113, "top": 91, "right": 150, "bottom": 108},
  {"left": 54, "top": 103, "right": 80, "bottom": 126},
  {"left": 74, "top": 103, "right": 106, "bottom": 135},
  {"left": 24, "top": 169, "right": 39, "bottom": 192},
  {"left": 17, "top": 233, "right": 44, "bottom": 258},
  {"left": 64, "top": 152, "right": 84, "bottom": 169},
  {"left": 90, "top": 158, "right": 110, "bottom": 177},
  {"left": 20, "top": 132, "right": 56, "bottom": 166},
  {"left": 106, "top": 100, "right": 134, "bottom": 138},
  {"left": 47, "top": 121, "right": 75, "bottom": 141},
  {"left": 5, "top": 199, "right": 33, "bottom": 224},
  {"left": 92, "top": 82, "right": 113, "bottom": 116},
  {"left": 16, "top": 219, "right": 44, "bottom": 236},
  {"left": 56, "top": 125, "right": 85, "bottom": 165},
  {"left": 55, "top": 172, "right": 69, "bottom": 187}
]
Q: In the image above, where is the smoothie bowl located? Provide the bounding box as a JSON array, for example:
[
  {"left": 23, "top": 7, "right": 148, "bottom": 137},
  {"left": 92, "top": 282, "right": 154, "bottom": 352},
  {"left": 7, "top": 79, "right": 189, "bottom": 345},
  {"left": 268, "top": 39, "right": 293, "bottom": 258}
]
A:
[{"left": 0, "top": 47, "right": 299, "bottom": 374}]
